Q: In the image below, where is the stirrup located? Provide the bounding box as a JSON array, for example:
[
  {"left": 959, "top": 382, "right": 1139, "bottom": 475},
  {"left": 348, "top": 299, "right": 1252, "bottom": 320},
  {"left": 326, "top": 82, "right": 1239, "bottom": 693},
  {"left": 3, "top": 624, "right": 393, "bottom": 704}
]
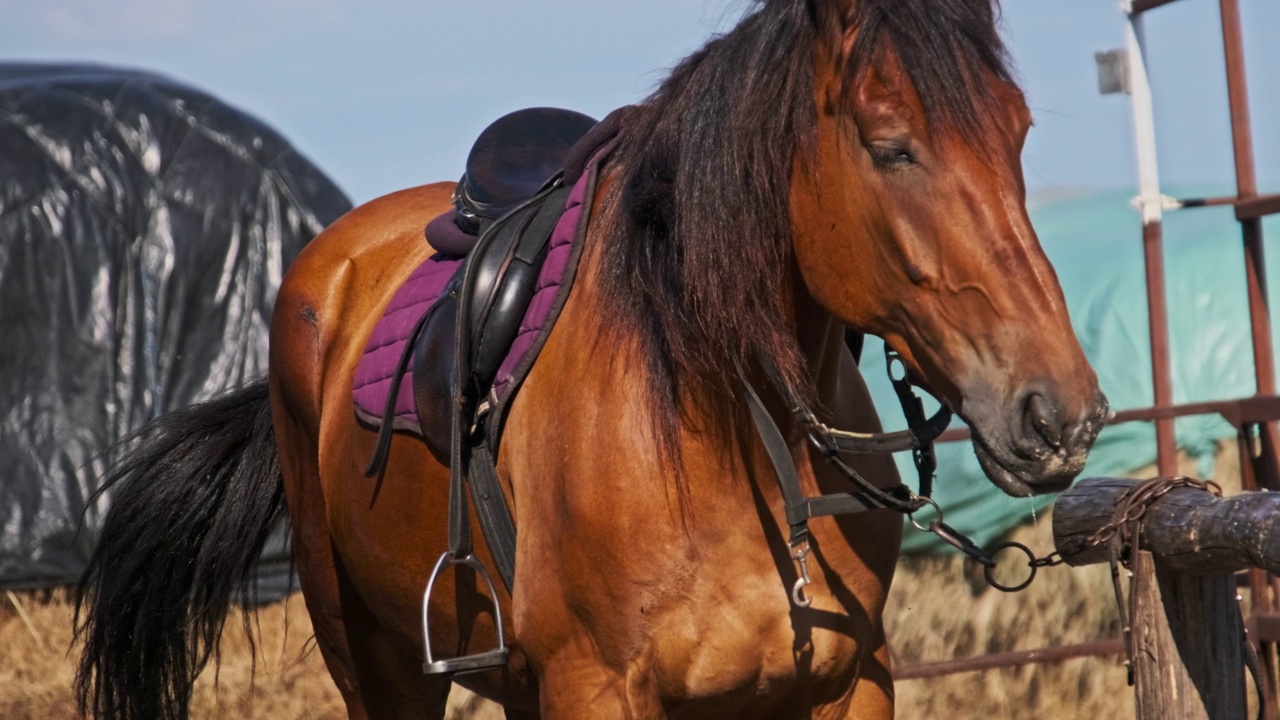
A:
[{"left": 421, "top": 551, "right": 510, "bottom": 675}]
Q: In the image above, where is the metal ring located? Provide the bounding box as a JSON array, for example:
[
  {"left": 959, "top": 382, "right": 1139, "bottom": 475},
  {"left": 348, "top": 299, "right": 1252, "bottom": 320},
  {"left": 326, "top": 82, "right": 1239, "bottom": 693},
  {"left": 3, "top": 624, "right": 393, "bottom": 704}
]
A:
[
  {"left": 886, "top": 352, "right": 909, "bottom": 383},
  {"left": 908, "top": 496, "right": 944, "bottom": 533},
  {"left": 983, "top": 541, "right": 1038, "bottom": 593}
]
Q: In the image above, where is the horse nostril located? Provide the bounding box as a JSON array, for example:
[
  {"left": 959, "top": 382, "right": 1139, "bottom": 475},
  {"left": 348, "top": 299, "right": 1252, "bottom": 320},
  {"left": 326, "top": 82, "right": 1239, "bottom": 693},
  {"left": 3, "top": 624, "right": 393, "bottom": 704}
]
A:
[{"left": 1025, "top": 393, "right": 1062, "bottom": 450}]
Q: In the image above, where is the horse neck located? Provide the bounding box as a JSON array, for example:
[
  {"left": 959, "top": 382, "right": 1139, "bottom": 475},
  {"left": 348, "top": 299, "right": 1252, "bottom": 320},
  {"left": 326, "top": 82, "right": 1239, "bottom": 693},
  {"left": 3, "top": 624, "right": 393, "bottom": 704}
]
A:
[
  {"left": 787, "top": 263, "right": 846, "bottom": 404},
  {"left": 577, "top": 167, "right": 844, "bottom": 455}
]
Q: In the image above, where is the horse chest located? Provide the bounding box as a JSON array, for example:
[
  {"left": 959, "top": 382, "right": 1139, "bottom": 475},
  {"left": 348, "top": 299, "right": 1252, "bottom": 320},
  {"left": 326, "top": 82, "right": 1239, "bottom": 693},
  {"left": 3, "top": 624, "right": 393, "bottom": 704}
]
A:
[{"left": 636, "top": 547, "right": 872, "bottom": 709}]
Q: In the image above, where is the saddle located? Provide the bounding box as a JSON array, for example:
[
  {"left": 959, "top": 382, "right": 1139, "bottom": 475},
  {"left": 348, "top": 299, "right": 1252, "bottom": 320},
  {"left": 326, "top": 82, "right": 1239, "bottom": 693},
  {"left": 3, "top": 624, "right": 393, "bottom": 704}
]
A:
[
  {"left": 411, "top": 183, "right": 573, "bottom": 465},
  {"left": 357, "top": 106, "right": 624, "bottom": 675},
  {"left": 413, "top": 107, "right": 598, "bottom": 462}
]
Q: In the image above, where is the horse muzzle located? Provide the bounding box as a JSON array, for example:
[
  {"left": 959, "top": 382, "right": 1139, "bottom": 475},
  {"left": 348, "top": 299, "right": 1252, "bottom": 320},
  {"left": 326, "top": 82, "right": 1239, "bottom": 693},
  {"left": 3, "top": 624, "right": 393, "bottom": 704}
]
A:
[{"left": 966, "top": 385, "right": 1109, "bottom": 497}]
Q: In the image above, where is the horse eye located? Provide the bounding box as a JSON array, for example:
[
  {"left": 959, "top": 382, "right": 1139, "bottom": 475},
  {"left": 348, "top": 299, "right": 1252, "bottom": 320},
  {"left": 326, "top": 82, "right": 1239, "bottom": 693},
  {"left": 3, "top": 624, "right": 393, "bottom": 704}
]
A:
[{"left": 867, "top": 143, "right": 916, "bottom": 168}]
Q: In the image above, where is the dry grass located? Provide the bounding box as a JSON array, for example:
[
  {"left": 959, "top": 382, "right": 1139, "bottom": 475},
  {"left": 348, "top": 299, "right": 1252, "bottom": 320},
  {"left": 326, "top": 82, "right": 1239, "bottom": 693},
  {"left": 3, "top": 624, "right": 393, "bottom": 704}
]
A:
[
  {"left": 887, "top": 516, "right": 1133, "bottom": 719},
  {"left": 0, "top": 590, "right": 498, "bottom": 720},
  {"left": 0, "top": 444, "right": 1247, "bottom": 719}
]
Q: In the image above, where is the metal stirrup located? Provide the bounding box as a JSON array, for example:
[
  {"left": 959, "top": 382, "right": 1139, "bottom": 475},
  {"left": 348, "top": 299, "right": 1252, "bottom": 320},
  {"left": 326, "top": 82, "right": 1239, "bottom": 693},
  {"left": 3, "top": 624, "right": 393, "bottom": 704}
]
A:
[{"left": 421, "top": 552, "right": 509, "bottom": 675}]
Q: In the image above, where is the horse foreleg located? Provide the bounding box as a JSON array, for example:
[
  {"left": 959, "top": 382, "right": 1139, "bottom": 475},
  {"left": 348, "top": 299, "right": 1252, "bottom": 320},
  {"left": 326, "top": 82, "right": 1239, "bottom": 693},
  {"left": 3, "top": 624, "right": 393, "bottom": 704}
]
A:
[{"left": 832, "top": 640, "right": 894, "bottom": 720}]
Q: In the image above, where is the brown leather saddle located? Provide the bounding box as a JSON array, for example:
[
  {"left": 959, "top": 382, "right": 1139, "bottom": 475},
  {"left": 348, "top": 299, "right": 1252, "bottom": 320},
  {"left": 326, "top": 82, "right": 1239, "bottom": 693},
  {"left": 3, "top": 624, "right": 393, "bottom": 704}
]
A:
[
  {"left": 362, "top": 107, "right": 625, "bottom": 675},
  {"left": 411, "top": 107, "right": 597, "bottom": 465},
  {"left": 365, "top": 108, "right": 598, "bottom": 476}
]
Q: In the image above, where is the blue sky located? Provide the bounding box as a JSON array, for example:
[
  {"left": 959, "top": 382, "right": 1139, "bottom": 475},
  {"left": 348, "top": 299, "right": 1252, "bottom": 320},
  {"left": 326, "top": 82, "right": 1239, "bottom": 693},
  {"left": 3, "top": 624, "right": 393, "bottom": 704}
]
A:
[{"left": 2, "top": 0, "right": 1276, "bottom": 204}]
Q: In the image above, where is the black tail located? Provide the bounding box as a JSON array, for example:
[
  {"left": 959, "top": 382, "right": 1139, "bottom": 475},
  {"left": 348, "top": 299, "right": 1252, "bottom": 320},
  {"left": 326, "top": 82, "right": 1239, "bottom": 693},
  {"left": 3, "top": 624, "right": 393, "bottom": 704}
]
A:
[{"left": 74, "top": 379, "right": 287, "bottom": 720}]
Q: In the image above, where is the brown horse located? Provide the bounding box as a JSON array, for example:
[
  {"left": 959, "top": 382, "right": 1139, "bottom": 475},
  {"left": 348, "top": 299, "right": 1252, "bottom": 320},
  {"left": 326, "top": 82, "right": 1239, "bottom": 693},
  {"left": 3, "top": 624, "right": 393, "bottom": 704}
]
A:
[{"left": 75, "top": 0, "right": 1107, "bottom": 718}]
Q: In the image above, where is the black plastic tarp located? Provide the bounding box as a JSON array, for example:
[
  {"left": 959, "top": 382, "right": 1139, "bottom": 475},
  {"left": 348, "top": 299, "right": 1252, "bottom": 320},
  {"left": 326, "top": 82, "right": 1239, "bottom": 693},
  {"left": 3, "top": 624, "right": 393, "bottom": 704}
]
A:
[{"left": 0, "top": 63, "right": 352, "bottom": 592}]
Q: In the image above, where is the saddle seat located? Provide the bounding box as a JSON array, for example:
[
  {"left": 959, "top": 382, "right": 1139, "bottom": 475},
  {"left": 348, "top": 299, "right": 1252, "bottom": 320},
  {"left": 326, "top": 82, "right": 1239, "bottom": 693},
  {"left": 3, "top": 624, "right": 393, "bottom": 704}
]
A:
[{"left": 454, "top": 107, "right": 598, "bottom": 234}]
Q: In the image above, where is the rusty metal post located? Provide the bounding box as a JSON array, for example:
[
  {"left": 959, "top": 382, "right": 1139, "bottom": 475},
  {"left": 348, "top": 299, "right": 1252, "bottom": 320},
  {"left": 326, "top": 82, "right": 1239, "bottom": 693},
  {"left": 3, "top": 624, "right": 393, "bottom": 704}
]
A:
[
  {"left": 1219, "top": 0, "right": 1273, "bottom": 396},
  {"left": 1219, "top": 0, "right": 1280, "bottom": 481},
  {"left": 1142, "top": 221, "right": 1177, "bottom": 475},
  {"left": 1124, "top": 9, "right": 1178, "bottom": 475},
  {"left": 1220, "top": 1, "right": 1280, "bottom": 713}
]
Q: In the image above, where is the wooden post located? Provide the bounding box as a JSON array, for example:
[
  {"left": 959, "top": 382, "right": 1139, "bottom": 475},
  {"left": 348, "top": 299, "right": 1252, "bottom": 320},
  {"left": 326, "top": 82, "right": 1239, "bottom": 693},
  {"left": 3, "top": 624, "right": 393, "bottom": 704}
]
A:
[
  {"left": 1054, "top": 478, "right": 1265, "bottom": 719},
  {"left": 1130, "top": 550, "right": 1246, "bottom": 719}
]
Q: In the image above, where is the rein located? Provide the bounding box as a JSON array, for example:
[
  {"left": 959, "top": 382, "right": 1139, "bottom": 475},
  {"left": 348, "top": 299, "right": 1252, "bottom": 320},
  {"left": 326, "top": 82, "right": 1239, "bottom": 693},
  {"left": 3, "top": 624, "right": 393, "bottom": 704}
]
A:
[{"left": 740, "top": 342, "right": 1042, "bottom": 605}]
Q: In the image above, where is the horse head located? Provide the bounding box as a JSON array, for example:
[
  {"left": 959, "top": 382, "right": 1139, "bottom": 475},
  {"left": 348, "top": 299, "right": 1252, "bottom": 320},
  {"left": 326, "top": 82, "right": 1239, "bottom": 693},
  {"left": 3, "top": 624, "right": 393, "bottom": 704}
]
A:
[{"left": 791, "top": 0, "right": 1108, "bottom": 496}]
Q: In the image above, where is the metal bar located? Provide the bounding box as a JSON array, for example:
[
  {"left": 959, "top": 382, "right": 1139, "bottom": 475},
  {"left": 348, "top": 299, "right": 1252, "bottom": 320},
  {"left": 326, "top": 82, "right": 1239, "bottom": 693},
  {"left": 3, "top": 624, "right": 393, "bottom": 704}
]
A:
[
  {"left": 1143, "top": 224, "right": 1178, "bottom": 474},
  {"left": 1123, "top": 11, "right": 1178, "bottom": 476},
  {"left": 1112, "top": 400, "right": 1241, "bottom": 425},
  {"left": 1131, "top": 0, "right": 1185, "bottom": 14},
  {"left": 1238, "top": 203, "right": 1272, "bottom": 402},
  {"left": 893, "top": 639, "right": 1125, "bottom": 681},
  {"left": 1110, "top": 396, "right": 1280, "bottom": 426},
  {"left": 1219, "top": 0, "right": 1273, "bottom": 398},
  {"left": 935, "top": 396, "right": 1280, "bottom": 444},
  {"left": 1219, "top": 2, "right": 1280, "bottom": 705},
  {"left": 1178, "top": 194, "right": 1280, "bottom": 218},
  {"left": 1179, "top": 195, "right": 1241, "bottom": 209},
  {"left": 1220, "top": 0, "right": 1258, "bottom": 200},
  {"left": 1238, "top": 194, "right": 1280, "bottom": 221}
]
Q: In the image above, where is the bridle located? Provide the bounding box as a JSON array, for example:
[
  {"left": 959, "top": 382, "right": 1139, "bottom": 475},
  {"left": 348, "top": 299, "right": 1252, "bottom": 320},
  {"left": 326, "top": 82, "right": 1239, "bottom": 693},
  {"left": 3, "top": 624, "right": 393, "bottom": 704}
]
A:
[{"left": 739, "top": 342, "right": 1040, "bottom": 605}]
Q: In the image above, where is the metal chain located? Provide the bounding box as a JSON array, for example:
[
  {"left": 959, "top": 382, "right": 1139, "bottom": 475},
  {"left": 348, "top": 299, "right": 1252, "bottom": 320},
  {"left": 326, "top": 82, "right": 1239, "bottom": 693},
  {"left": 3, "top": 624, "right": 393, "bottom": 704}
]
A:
[
  {"left": 1088, "top": 476, "right": 1222, "bottom": 562},
  {"left": 957, "top": 477, "right": 1221, "bottom": 594}
]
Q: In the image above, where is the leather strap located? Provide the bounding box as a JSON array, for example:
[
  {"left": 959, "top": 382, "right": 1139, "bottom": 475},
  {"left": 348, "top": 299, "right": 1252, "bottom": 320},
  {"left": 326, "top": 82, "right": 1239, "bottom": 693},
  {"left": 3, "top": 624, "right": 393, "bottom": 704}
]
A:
[
  {"left": 446, "top": 180, "right": 568, "bottom": 581},
  {"left": 460, "top": 184, "right": 568, "bottom": 588},
  {"left": 739, "top": 365, "right": 923, "bottom": 550},
  {"left": 447, "top": 185, "right": 551, "bottom": 562},
  {"left": 808, "top": 409, "right": 951, "bottom": 455},
  {"left": 885, "top": 346, "right": 940, "bottom": 498},
  {"left": 741, "top": 375, "right": 812, "bottom": 547},
  {"left": 513, "top": 185, "right": 569, "bottom": 265},
  {"left": 469, "top": 444, "right": 517, "bottom": 590}
]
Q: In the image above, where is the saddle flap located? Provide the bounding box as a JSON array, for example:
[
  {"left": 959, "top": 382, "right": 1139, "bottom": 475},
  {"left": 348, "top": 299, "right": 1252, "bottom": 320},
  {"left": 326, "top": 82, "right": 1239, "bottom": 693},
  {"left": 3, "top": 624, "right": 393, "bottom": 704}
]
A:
[
  {"left": 467, "top": 184, "right": 570, "bottom": 388},
  {"left": 412, "top": 275, "right": 461, "bottom": 466}
]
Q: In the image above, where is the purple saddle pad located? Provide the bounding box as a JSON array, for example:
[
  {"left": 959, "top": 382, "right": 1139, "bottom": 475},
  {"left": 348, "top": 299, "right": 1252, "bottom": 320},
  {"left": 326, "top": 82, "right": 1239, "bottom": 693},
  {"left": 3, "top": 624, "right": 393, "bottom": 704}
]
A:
[{"left": 351, "top": 150, "right": 603, "bottom": 435}]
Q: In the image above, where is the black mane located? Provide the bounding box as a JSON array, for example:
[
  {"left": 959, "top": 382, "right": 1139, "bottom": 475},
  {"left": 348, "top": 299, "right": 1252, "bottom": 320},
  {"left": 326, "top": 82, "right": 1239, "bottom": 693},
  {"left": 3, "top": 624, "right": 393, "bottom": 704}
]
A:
[{"left": 598, "top": 0, "right": 1014, "bottom": 455}]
